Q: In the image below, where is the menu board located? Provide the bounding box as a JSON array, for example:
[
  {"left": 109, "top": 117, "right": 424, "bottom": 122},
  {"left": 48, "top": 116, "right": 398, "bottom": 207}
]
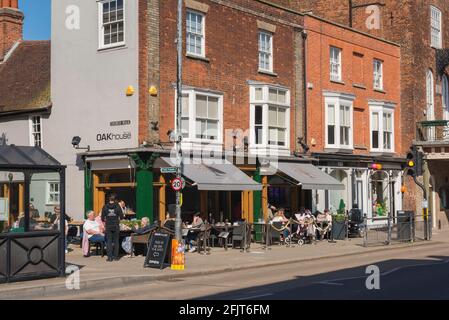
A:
[
  {"left": 0, "top": 198, "right": 8, "bottom": 222},
  {"left": 144, "top": 231, "right": 171, "bottom": 269}
]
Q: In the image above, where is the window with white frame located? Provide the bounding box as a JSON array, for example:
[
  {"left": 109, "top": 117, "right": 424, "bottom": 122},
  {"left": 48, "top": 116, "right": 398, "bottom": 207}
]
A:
[
  {"left": 177, "top": 89, "right": 222, "bottom": 143},
  {"left": 30, "top": 115, "right": 42, "bottom": 147},
  {"left": 186, "top": 10, "right": 205, "bottom": 57},
  {"left": 431, "top": 6, "right": 442, "bottom": 48},
  {"left": 370, "top": 103, "right": 395, "bottom": 152},
  {"left": 99, "top": 0, "right": 125, "bottom": 49},
  {"left": 259, "top": 31, "right": 273, "bottom": 72},
  {"left": 330, "top": 47, "right": 342, "bottom": 81},
  {"left": 373, "top": 59, "right": 383, "bottom": 90},
  {"left": 250, "top": 85, "right": 290, "bottom": 149},
  {"left": 339, "top": 105, "right": 351, "bottom": 146},
  {"left": 46, "top": 182, "right": 60, "bottom": 205},
  {"left": 324, "top": 93, "right": 354, "bottom": 149}
]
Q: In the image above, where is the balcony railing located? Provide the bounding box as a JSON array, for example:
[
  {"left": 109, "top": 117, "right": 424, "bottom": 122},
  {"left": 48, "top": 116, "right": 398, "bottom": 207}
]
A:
[{"left": 416, "top": 120, "right": 449, "bottom": 143}]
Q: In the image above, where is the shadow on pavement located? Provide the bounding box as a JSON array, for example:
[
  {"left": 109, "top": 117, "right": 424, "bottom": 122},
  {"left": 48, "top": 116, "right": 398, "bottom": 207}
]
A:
[{"left": 197, "top": 255, "right": 449, "bottom": 300}]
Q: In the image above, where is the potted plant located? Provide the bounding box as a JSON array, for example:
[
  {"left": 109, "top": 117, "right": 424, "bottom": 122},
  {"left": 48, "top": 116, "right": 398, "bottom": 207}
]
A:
[{"left": 331, "top": 200, "right": 347, "bottom": 240}]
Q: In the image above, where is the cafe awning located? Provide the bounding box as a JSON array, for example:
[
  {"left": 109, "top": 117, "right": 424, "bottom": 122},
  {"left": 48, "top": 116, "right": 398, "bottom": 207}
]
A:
[
  {"left": 276, "top": 162, "right": 345, "bottom": 190},
  {"left": 161, "top": 157, "right": 262, "bottom": 191}
]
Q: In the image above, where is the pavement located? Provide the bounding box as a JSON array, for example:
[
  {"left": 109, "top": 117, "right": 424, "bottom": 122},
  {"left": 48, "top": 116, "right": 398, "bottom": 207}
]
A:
[{"left": 0, "top": 230, "right": 448, "bottom": 299}]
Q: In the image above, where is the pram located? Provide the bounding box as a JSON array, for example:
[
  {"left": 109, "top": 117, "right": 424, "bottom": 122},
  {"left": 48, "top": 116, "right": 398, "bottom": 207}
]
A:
[{"left": 286, "top": 214, "right": 316, "bottom": 245}]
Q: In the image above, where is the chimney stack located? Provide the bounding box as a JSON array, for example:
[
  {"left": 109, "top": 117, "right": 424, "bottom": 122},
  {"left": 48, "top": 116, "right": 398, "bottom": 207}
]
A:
[{"left": 0, "top": 0, "right": 23, "bottom": 59}]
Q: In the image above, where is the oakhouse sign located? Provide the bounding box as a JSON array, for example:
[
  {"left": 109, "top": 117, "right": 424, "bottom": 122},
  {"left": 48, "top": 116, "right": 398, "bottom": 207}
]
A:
[{"left": 96, "top": 132, "right": 132, "bottom": 142}]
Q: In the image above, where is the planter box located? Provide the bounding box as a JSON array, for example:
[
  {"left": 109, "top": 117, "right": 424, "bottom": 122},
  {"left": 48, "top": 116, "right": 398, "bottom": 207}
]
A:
[{"left": 332, "top": 221, "right": 347, "bottom": 240}]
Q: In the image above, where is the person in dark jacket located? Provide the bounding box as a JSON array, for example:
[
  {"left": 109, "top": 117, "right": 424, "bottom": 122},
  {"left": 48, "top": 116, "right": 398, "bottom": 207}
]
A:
[{"left": 101, "top": 193, "right": 124, "bottom": 261}]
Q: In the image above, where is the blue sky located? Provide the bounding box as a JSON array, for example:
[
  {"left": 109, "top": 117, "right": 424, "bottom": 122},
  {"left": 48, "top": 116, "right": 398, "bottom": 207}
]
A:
[{"left": 20, "top": 0, "right": 51, "bottom": 40}]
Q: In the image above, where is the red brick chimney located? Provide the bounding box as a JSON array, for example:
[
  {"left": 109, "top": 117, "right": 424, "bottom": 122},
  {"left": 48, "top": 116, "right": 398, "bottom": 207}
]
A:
[{"left": 0, "top": 0, "right": 23, "bottom": 59}]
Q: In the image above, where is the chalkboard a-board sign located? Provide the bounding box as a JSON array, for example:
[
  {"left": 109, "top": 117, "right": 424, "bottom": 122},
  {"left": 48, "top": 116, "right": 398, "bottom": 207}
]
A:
[{"left": 144, "top": 231, "right": 172, "bottom": 269}]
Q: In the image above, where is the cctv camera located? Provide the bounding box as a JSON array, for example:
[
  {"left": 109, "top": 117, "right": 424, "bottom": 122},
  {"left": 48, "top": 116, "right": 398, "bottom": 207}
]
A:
[{"left": 72, "top": 136, "right": 81, "bottom": 148}]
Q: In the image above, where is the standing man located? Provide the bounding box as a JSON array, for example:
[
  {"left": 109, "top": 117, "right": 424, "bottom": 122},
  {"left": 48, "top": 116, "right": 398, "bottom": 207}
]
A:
[{"left": 101, "top": 193, "right": 124, "bottom": 261}]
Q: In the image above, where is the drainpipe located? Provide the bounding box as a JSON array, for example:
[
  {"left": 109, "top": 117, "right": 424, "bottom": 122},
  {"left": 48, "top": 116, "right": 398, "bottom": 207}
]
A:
[{"left": 302, "top": 30, "right": 308, "bottom": 149}]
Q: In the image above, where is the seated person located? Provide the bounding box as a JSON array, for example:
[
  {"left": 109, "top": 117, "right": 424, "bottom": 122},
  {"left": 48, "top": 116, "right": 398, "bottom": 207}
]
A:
[
  {"left": 185, "top": 212, "right": 204, "bottom": 253},
  {"left": 29, "top": 204, "right": 40, "bottom": 219},
  {"left": 82, "top": 211, "right": 105, "bottom": 257},
  {"left": 49, "top": 206, "right": 72, "bottom": 223},
  {"left": 132, "top": 217, "right": 152, "bottom": 234},
  {"left": 121, "top": 217, "right": 153, "bottom": 257},
  {"left": 271, "top": 208, "right": 290, "bottom": 240},
  {"left": 163, "top": 213, "right": 176, "bottom": 232}
]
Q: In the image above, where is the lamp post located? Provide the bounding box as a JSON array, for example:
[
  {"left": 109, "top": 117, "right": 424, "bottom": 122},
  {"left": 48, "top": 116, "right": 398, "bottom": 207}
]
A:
[{"left": 175, "top": 0, "right": 183, "bottom": 242}]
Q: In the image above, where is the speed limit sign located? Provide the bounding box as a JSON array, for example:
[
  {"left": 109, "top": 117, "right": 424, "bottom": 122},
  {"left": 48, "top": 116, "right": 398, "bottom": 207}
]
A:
[{"left": 171, "top": 178, "right": 183, "bottom": 191}]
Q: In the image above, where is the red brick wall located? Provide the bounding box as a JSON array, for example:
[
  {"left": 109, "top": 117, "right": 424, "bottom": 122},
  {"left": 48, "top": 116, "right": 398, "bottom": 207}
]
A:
[
  {"left": 158, "top": 0, "right": 303, "bottom": 152},
  {"left": 304, "top": 15, "right": 402, "bottom": 155}
]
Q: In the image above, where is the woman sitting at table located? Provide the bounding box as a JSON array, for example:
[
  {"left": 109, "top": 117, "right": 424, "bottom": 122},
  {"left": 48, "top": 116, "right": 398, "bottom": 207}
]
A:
[
  {"left": 185, "top": 212, "right": 204, "bottom": 253},
  {"left": 271, "top": 208, "right": 290, "bottom": 241}
]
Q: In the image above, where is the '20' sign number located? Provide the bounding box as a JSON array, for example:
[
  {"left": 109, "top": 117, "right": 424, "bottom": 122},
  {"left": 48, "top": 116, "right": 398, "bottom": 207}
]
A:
[{"left": 171, "top": 178, "right": 183, "bottom": 191}]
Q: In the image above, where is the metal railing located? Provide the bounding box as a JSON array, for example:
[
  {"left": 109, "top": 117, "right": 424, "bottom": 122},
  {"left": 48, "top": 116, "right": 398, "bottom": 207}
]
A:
[
  {"left": 416, "top": 120, "right": 449, "bottom": 142},
  {"left": 363, "top": 212, "right": 417, "bottom": 247}
]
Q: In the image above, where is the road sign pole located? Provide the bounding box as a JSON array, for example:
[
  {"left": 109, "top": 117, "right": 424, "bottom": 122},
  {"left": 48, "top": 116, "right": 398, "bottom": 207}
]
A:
[{"left": 175, "top": 0, "right": 183, "bottom": 242}]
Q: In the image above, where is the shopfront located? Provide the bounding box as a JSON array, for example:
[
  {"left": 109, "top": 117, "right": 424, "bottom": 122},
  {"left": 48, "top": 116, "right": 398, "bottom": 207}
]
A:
[{"left": 313, "top": 153, "right": 404, "bottom": 224}]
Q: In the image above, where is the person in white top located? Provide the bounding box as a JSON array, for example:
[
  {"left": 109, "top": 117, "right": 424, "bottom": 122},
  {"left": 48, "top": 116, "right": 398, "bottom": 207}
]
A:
[{"left": 83, "top": 211, "right": 105, "bottom": 240}]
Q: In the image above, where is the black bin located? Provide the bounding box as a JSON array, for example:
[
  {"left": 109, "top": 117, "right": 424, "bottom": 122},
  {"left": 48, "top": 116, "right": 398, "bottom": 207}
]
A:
[{"left": 396, "top": 211, "right": 414, "bottom": 241}]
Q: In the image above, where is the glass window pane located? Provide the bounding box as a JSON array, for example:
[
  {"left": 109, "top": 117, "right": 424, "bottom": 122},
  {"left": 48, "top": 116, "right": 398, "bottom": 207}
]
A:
[
  {"left": 328, "top": 105, "right": 335, "bottom": 125},
  {"left": 255, "top": 105, "right": 263, "bottom": 125},
  {"left": 269, "top": 128, "right": 277, "bottom": 144},
  {"left": 181, "top": 95, "right": 189, "bottom": 117},
  {"left": 328, "top": 125, "right": 335, "bottom": 145},
  {"left": 372, "top": 131, "right": 379, "bottom": 149},
  {"left": 269, "top": 89, "right": 277, "bottom": 102},
  {"left": 196, "top": 95, "right": 207, "bottom": 118},
  {"left": 278, "top": 108, "right": 286, "bottom": 127},
  {"left": 278, "top": 91, "right": 286, "bottom": 104},
  {"left": 255, "top": 88, "right": 263, "bottom": 100},
  {"left": 208, "top": 97, "right": 218, "bottom": 119},
  {"left": 269, "top": 107, "right": 277, "bottom": 126},
  {"left": 207, "top": 121, "right": 218, "bottom": 140},
  {"left": 372, "top": 112, "right": 379, "bottom": 130}
]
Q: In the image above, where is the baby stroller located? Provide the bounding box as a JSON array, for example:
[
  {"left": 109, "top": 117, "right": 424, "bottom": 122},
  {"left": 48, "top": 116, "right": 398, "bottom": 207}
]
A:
[{"left": 287, "top": 214, "right": 316, "bottom": 245}]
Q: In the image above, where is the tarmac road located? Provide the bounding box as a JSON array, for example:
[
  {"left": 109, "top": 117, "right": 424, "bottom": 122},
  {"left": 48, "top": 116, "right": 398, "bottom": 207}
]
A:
[{"left": 34, "top": 242, "right": 449, "bottom": 300}]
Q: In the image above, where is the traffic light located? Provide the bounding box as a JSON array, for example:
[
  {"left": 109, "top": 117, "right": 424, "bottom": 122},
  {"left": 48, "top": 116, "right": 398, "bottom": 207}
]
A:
[{"left": 406, "top": 146, "right": 424, "bottom": 176}]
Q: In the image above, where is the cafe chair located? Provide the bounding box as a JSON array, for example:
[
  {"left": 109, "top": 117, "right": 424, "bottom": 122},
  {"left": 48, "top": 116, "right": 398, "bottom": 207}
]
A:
[
  {"left": 130, "top": 226, "right": 159, "bottom": 257},
  {"left": 88, "top": 237, "right": 106, "bottom": 257},
  {"left": 231, "top": 222, "right": 246, "bottom": 249}
]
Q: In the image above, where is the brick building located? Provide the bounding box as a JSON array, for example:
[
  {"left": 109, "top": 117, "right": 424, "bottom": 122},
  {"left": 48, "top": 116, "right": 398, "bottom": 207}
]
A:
[
  {"left": 134, "top": 0, "right": 403, "bottom": 223},
  {"left": 269, "top": 0, "right": 449, "bottom": 230},
  {"left": 302, "top": 14, "right": 402, "bottom": 217}
]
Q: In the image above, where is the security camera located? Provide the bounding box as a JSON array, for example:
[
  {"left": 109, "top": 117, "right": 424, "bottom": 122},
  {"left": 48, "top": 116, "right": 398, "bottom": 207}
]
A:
[
  {"left": 71, "top": 136, "right": 90, "bottom": 151},
  {"left": 72, "top": 136, "right": 81, "bottom": 148}
]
